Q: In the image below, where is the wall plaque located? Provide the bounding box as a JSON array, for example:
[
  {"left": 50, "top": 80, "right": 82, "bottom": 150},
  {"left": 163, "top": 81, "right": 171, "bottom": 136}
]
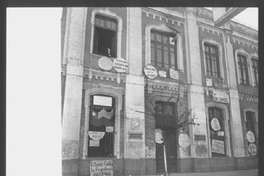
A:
[
  {"left": 194, "top": 134, "right": 206, "bottom": 141},
  {"left": 212, "top": 139, "right": 225, "bottom": 154},
  {"left": 158, "top": 70, "right": 167, "bottom": 78},
  {"left": 144, "top": 65, "right": 157, "bottom": 79},
  {"left": 98, "top": 57, "right": 113, "bottom": 71},
  {"left": 212, "top": 90, "right": 230, "bottom": 103},
  {"left": 179, "top": 134, "right": 191, "bottom": 148},
  {"left": 211, "top": 118, "right": 221, "bottom": 131},
  {"left": 129, "top": 133, "right": 143, "bottom": 140}
]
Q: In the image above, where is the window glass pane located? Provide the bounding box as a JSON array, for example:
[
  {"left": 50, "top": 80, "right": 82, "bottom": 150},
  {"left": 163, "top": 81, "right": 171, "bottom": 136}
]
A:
[
  {"left": 157, "top": 49, "right": 162, "bottom": 63},
  {"left": 106, "top": 21, "right": 112, "bottom": 29},
  {"left": 111, "top": 22, "right": 116, "bottom": 30},
  {"left": 151, "top": 33, "right": 154, "bottom": 40},
  {"left": 170, "top": 51, "right": 175, "bottom": 67},
  {"left": 156, "top": 34, "right": 162, "bottom": 42},
  {"left": 164, "top": 46, "right": 169, "bottom": 65},
  {"left": 100, "top": 19, "right": 105, "bottom": 27},
  {"left": 162, "top": 36, "right": 168, "bottom": 44},
  {"left": 151, "top": 45, "right": 155, "bottom": 63}
]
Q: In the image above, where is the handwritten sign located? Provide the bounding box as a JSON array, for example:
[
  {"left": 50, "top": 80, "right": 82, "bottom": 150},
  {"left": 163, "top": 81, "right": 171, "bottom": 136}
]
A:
[
  {"left": 90, "top": 160, "right": 113, "bottom": 176},
  {"left": 246, "top": 131, "right": 255, "bottom": 143},
  {"left": 89, "top": 131, "right": 105, "bottom": 140},
  {"left": 212, "top": 139, "right": 225, "bottom": 154},
  {"left": 144, "top": 65, "right": 157, "bottom": 79},
  {"left": 112, "top": 58, "right": 128, "bottom": 73}
]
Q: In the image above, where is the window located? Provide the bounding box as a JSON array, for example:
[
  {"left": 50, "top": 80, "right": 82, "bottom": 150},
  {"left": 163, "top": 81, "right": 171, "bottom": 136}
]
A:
[
  {"left": 155, "top": 101, "right": 177, "bottom": 129},
  {"left": 93, "top": 15, "right": 117, "bottom": 58},
  {"left": 88, "top": 95, "right": 115, "bottom": 157},
  {"left": 237, "top": 54, "right": 249, "bottom": 85},
  {"left": 204, "top": 43, "right": 220, "bottom": 77},
  {"left": 151, "top": 30, "right": 177, "bottom": 70},
  {"left": 245, "top": 111, "right": 257, "bottom": 156},
  {"left": 208, "top": 107, "right": 226, "bottom": 157},
  {"left": 252, "top": 58, "right": 258, "bottom": 86}
]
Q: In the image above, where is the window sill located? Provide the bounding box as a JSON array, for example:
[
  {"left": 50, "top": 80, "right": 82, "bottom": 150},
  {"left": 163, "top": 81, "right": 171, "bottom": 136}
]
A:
[{"left": 92, "top": 53, "right": 116, "bottom": 60}]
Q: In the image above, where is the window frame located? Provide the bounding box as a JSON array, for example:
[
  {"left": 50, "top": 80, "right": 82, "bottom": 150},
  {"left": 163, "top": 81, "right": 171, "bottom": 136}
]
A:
[
  {"left": 237, "top": 54, "right": 250, "bottom": 85},
  {"left": 90, "top": 9, "right": 123, "bottom": 58},
  {"left": 204, "top": 43, "right": 221, "bottom": 77},
  {"left": 251, "top": 57, "right": 258, "bottom": 86},
  {"left": 145, "top": 23, "right": 184, "bottom": 72},
  {"left": 151, "top": 30, "right": 177, "bottom": 70}
]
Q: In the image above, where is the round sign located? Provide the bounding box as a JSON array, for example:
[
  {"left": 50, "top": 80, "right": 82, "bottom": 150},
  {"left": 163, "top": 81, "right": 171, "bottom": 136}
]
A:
[
  {"left": 112, "top": 58, "right": 128, "bottom": 73},
  {"left": 155, "top": 129, "right": 164, "bottom": 144},
  {"left": 98, "top": 57, "right": 113, "bottom": 71},
  {"left": 246, "top": 131, "right": 255, "bottom": 143},
  {"left": 211, "top": 118, "right": 221, "bottom": 131},
  {"left": 88, "top": 131, "right": 105, "bottom": 140},
  {"left": 248, "top": 143, "right": 257, "bottom": 156},
  {"left": 178, "top": 133, "right": 191, "bottom": 148},
  {"left": 144, "top": 65, "right": 157, "bottom": 79}
]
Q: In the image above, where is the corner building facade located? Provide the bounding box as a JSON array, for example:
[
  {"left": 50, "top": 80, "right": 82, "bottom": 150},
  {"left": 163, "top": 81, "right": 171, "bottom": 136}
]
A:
[{"left": 61, "top": 7, "right": 258, "bottom": 176}]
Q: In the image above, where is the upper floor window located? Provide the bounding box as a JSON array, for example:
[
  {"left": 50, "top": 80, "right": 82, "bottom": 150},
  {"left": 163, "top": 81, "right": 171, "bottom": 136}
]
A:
[
  {"left": 237, "top": 54, "right": 249, "bottom": 85},
  {"left": 93, "top": 15, "right": 117, "bottom": 58},
  {"left": 204, "top": 43, "right": 220, "bottom": 77},
  {"left": 251, "top": 58, "right": 258, "bottom": 86},
  {"left": 151, "top": 30, "right": 177, "bottom": 70}
]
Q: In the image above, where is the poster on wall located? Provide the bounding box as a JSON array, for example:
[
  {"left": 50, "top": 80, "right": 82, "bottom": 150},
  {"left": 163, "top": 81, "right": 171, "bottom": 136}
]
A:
[
  {"left": 211, "top": 139, "right": 225, "bottom": 154},
  {"left": 90, "top": 160, "right": 113, "bottom": 176},
  {"left": 155, "top": 129, "right": 164, "bottom": 144},
  {"left": 89, "top": 140, "right": 100, "bottom": 147},
  {"left": 89, "top": 131, "right": 105, "bottom": 140}
]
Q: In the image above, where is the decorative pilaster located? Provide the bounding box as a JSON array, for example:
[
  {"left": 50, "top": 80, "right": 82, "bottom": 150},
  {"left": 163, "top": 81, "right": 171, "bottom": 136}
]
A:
[{"left": 62, "top": 8, "right": 87, "bottom": 159}]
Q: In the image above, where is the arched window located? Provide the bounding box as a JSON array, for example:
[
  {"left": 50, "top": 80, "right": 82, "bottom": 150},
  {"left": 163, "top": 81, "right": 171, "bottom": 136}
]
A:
[
  {"left": 237, "top": 54, "right": 250, "bottom": 85},
  {"left": 208, "top": 107, "right": 226, "bottom": 157},
  {"left": 87, "top": 95, "right": 115, "bottom": 157},
  {"left": 204, "top": 43, "right": 221, "bottom": 77},
  {"left": 151, "top": 30, "right": 177, "bottom": 70},
  {"left": 93, "top": 15, "right": 118, "bottom": 58},
  {"left": 251, "top": 58, "right": 258, "bottom": 86}
]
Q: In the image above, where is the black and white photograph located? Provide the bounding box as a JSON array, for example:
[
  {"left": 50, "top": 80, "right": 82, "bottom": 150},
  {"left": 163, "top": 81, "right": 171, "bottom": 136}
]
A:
[{"left": 6, "top": 6, "right": 259, "bottom": 176}]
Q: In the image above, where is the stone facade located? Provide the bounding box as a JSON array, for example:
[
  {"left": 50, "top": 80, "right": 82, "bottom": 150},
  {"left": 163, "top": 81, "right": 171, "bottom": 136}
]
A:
[{"left": 61, "top": 7, "right": 258, "bottom": 176}]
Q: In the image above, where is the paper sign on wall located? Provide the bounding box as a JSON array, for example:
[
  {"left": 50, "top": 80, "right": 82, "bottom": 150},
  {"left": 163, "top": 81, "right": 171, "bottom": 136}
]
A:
[
  {"left": 212, "top": 139, "right": 225, "bottom": 154},
  {"left": 90, "top": 160, "right": 113, "bottom": 176}
]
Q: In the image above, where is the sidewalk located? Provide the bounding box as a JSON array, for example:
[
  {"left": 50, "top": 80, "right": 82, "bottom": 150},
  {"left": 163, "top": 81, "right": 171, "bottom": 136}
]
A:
[{"left": 135, "top": 169, "right": 258, "bottom": 176}]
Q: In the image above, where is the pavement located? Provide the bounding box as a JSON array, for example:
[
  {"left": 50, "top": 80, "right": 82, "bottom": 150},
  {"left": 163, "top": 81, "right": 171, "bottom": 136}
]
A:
[{"left": 134, "top": 169, "right": 258, "bottom": 176}]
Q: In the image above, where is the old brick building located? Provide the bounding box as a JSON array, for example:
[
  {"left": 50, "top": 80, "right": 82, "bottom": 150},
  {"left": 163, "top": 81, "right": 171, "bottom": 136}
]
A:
[{"left": 61, "top": 7, "right": 258, "bottom": 176}]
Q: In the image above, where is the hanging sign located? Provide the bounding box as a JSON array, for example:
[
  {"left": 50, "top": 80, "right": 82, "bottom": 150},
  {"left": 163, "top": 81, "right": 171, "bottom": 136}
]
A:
[
  {"left": 248, "top": 143, "right": 257, "bottom": 156},
  {"left": 211, "top": 118, "right": 221, "bottom": 131},
  {"left": 144, "top": 65, "right": 157, "bottom": 79},
  {"left": 169, "top": 69, "right": 179, "bottom": 80},
  {"left": 90, "top": 160, "right": 113, "bottom": 176},
  {"left": 98, "top": 57, "right": 113, "bottom": 71},
  {"left": 179, "top": 134, "right": 191, "bottom": 148},
  {"left": 112, "top": 58, "right": 128, "bottom": 73},
  {"left": 246, "top": 131, "right": 255, "bottom": 143},
  {"left": 155, "top": 129, "right": 164, "bottom": 144},
  {"left": 212, "top": 139, "right": 225, "bottom": 154},
  {"left": 89, "top": 131, "right": 105, "bottom": 140}
]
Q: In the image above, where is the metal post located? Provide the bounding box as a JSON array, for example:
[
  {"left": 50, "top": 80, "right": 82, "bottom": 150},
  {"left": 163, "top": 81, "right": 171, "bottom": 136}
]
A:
[{"left": 163, "top": 131, "right": 168, "bottom": 176}]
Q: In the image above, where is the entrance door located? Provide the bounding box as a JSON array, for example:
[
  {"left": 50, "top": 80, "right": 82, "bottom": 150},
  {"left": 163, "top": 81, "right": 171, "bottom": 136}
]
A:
[{"left": 155, "top": 101, "right": 178, "bottom": 174}]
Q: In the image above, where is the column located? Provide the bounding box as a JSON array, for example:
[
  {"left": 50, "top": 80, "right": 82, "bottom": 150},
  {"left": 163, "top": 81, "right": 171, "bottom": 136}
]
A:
[
  {"left": 184, "top": 8, "right": 209, "bottom": 158},
  {"left": 224, "top": 25, "right": 245, "bottom": 157},
  {"left": 62, "top": 8, "right": 87, "bottom": 159},
  {"left": 124, "top": 7, "right": 145, "bottom": 175}
]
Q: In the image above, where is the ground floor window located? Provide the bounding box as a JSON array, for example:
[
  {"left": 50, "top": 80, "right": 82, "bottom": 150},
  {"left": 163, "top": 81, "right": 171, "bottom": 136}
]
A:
[
  {"left": 208, "top": 107, "right": 226, "bottom": 157},
  {"left": 87, "top": 95, "right": 115, "bottom": 157}
]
